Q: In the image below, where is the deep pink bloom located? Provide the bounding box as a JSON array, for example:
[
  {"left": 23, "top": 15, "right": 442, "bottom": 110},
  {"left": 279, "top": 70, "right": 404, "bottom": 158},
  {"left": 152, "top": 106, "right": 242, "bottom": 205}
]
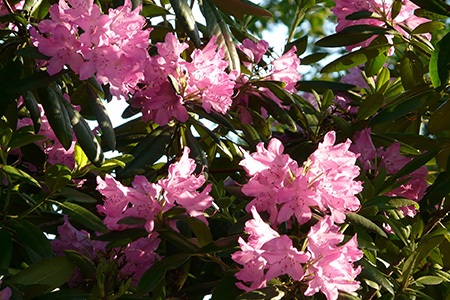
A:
[
  {"left": 121, "top": 234, "right": 161, "bottom": 285},
  {"left": 158, "top": 147, "right": 213, "bottom": 222},
  {"left": 96, "top": 174, "right": 161, "bottom": 232}
]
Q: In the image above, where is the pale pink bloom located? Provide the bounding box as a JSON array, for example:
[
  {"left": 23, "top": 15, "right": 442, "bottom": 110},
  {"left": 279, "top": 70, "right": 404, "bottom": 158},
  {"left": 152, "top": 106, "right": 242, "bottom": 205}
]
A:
[
  {"left": 261, "top": 235, "right": 309, "bottom": 281},
  {"left": 232, "top": 207, "right": 309, "bottom": 291},
  {"left": 268, "top": 47, "right": 301, "bottom": 92},
  {"left": 237, "top": 39, "right": 270, "bottom": 67},
  {"left": 305, "top": 216, "right": 363, "bottom": 300},
  {"left": 96, "top": 175, "right": 161, "bottom": 232},
  {"left": 121, "top": 234, "right": 161, "bottom": 285},
  {"left": 277, "top": 175, "right": 318, "bottom": 225},
  {"left": 350, "top": 128, "right": 377, "bottom": 171},
  {"left": 158, "top": 147, "right": 213, "bottom": 222},
  {"left": 305, "top": 131, "right": 362, "bottom": 223}
]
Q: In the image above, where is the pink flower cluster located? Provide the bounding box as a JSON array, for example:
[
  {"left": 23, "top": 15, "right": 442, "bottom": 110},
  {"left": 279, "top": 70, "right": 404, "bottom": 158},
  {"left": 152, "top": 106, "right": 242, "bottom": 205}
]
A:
[
  {"left": 332, "top": 0, "right": 431, "bottom": 52},
  {"left": 240, "top": 131, "right": 362, "bottom": 225},
  {"left": 30, "top": 0, "right": 150, "bottom": 98},
  {"left": 52, "top": 216, "right": 160, "bottom": 286},
  {"left": 96, "top": 147, "right": 213, "bottom": 231},
  {"left": 131, "top": 33, "right": 237, "bottom": 125},
  {"left": 17, "top": 98, "right": 76, "bottom": 169},
  {"left": 233, "top": 131, "right": 363, "bottom": 299},
  {"left": 351, "top": 128, "right": 428, "bottom": 217},
  {"left": 235, "top": 39, "right": 301, "bottom": 123},
  {"left": 232, "top": 209, "right": 363, "bottom": 299},
  {"left": 0, "top": 0, "right": 24, "bottom": 30}
]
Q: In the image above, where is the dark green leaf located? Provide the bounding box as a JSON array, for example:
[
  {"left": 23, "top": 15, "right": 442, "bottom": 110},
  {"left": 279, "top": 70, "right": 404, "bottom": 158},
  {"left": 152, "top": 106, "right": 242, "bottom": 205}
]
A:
[
  {"left": 38, "top": 86, "right": 73, "bottom": 150},
  {"left": 117, "top": 216, "right": 147, "bottom": 226},
  {"left": 137, "top": 254, "right": 190, "bottom": 294},
  {"left": 8, "top": 256, "right": 75, "bottom": 291},
  {"left": 400, "top": 51, "right": 425, "bottom": 89},
  {"left": 429, "top": 99, "right": 450, "bottom": 134},
  {"left": 346, "top": 213, "right": 388, "bottom": 238},
  {"left": 64, "top": 250, "right": 96, "bottom": 276},
  {"left": 57, "top": 187, "right": 97, "bottom": 204},
  {"left": 236, "top": 286, "right": 286, "bottom": 299},
  {"left": 412, "top": 21, "right": 445, "bottom": 34},
  {"left": 170, "top": 0, "right": 201, "bottom": 47},
  {"left": 45, "top": 164, "right": 72, "bottom": 194},
  {"left": 9, "top": 220, "right": 53, "bottom": 262},
  {"left": 141, "top": 3, "right": 170, "bottom": 17},
  {"left": 186, "top": 217, "right": 213, "bottom": 246},
  {"left": 86, "top": 82, "right": 116, "bottom": 150},
  {"left": 357, "top": 94, "right": 384, "bottom": 120},
  {"left": 33, "top": 289, "right": 91, "bottom": 300},
  {"left": 200, "top": 0, "right": 240, "bottom": 71},
  {"left": 297, "top": 80, "right": 355, "bottom": 93},
  {"left": 284, "top": 35, "right": 308, "bottom": 56},
  {"left": 210, "top": 0, "right": 272, "bottom": 20},
  {"left": 430, "top": 31, "right": 450, "bottom": 90},
  {"left": 389, "top": 149, "right": 438, "bottom": 182},
  {"left": 300, "top": 52, "right": 328, "bottom": 65},
  {"left": 53, "top": 201, "right": 108, "bottom": 234},
  {"left": 410, "top": 0, "right": 450, "bottom": 17},
  {"left": 359, "top": 258, "right": 395, "bottom": 295},
  {"left": 22, "top": 90, "right": 42, "bottom": 133},
  {"left": 321, "top": 43, "right": 391, "bottom": 73},
  {"left": 0, "top": 228, "right": 13, "bottom": 269},
  {"left": 345, "top": 10, "right": 378, "bottom": 20},
  {"left": 391, "top": 0, "right": 402, "bottom": 19},
  {"left": 316, "top": 25, "right": 390, "bottom": 48},
  {"left": 1, "top": 165, "right": 41, "bottom": 188}
]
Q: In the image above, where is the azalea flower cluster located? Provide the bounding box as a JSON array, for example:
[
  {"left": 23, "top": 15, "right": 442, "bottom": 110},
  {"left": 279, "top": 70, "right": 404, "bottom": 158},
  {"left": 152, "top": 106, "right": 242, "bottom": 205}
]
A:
[
  {"left": 351, "top": 128, "right": 428, "bottom": 217},
  {"left": 30, "top": 0, "right": 150, "bottom": 98},
  {"left": 131, "top": 33, "right": 237, "bottom": 125},
  {"left": 233, "top": 131, "right": 363, "bottom": 299},
  {"left": 52, "top": 146, "right": 212, "bottom": 286},
  {"left": 52, "top": 216, "right": 160, "bottom": 286},
  {"left": 332, "top": 0, "right": 430, "bottom": 52},
  {"left": 235, "top": 38, "right": 301, "bottom": 123}
]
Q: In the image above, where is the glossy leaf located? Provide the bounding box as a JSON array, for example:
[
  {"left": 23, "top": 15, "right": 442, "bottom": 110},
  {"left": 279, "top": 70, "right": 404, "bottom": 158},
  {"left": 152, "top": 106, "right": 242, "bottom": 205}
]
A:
[
  {"left": 9, "top": 220, "right": 53, "bottom": 262},
  {"left": 45, "top": 164, "right": 72, "bottom": 194},
  {"left": 137, "top": 254, "right": 190, "bottom": 294},
  {"left": 53, "top": 201, "right": 108, "bottom": 234},
  {"left": 346, "top": 213, "right": 388, "bottom": 238},
  {"left": 430, "top": 31, "right": 450, "bottom": 90},
  {"left": 0, "top": 229, "right": 13, "bottom": 269},
  {"left": 359, "top": 259, "right": 395, "bottom": 295},
  {"left": 170, "top": 0, "right": 201, "bottom": 47},
  {"left": 210, "top": 0, "right": 272, "bottom": 20},
  {"left": 1, "top": 165, "right": 41, "bottom": 188}
]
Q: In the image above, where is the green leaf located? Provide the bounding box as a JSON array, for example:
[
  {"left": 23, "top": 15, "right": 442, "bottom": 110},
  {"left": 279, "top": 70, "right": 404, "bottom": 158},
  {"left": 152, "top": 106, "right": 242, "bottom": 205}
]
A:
[
  {"left": 38, "top": 86, "right": 73, "bottom": 150},
  {"left": 321, "top": 43, "right": 391, "bottom": 73},
  {"left": 53, "top": 201, "right": 108, "bottom": 234},
  {"left": 415, "top": 275, "right": 444, "bottom": 285},
  {"left": 297, "top": 80, "right": 355, "bottom": 93},
  {"left": 316, "top": 25, "right": 391, "bottom": 48},
  {"left": 8, "top": 127, "right": 45, "bottom": 150},
  {"left": 410, "top": 0, "right": 450, "bottom": 16},
  {"left": 86, "top": 82, "right": 116, "bottom": 150},
  {"left": 58, "top": 93, "right": 104, "bottom": 167},
  {"left": 64, "top": 250, "right": 96, "bottom": 276},
  {"left": 346, "top": 213, "right": 388, "bottom": 238},
  {"left": 359, "top": 259, "right": 395, "bottom": 295},
  {"left": 8, "top": 256, "right": 75, "bottom": 292},
  {"left": 391, "top": 0, "right": 402, "bottom": 19},
  {"left": 388, "top": 198, "right": 420, "bottom": 210},
  {"left": 211, "top": 271, "right": 242, "bottom": 300},
  {"left": 1, "top": 165, "right": 42, "bottom": 188},
  {"left": 95, "top": 228, "right": 148, "bottom": 246},
  {"left": 9, "top": 220, "right": 53, "bottom": 262},
  {"left": 300, "top": 52, "right": 328, "bottom": 65},
  {"left": 284, "top": 35, "right": 308, "bottom": 56},
  {"left": 117, "top": 216, "right": 147, "bottom": 226},
  {"left": 45, "top": 164, "right": 72, "bottom": 194},
  {"left": 170, "top": 0, "right": 201, "bottom": 47},
  {"left": 186, "top": 217, "right": 213, "bottom": 246},
  {"left": 118, "top": 127, "right": 173, "bottom": 178},
  {"left": 0, "top": 228, "right": 13, "bottom": 269},
  {"left": 200, "top": 0, "right": 240, "bottom": 71},
  {"left": 57, "top": 187, "right": 97, "bottom": 203},
  {"left": 357, "top": 94, "right": 384, "bottom": 120},
  {"left": 141, "top": 3, "right": 170, "bottom": 17},
  {"left": 210, "top": 0, "right": 272, "bottom": 20},
  {"left": 400, "top": 51, "right": 425, "bottom": 90},
  {"left": 402, "top": 234, "right": 445, "bottom": 285},
  {"left": 32, "top": 289, "right": 91, "bottom": 300},
  {"left": 236, "top": 286, "right": 286, "bottom": 299},
  {"left": 137, "top": 254, "right": 190, "bottom": 294},
  {"left": 429, "top": 99, "right": 450, "bottom": 134},
  {"left": 365, "top": 50, "right": 386, "bottom": 77},
  {"left": 412, "top": 21, "right": 445, "bottom": 34},
  {"left": 430, "top": 31, "right": 450, "bottom": 90},
  {"left": 22, "top": 90, "right": 42, "bottom": 133},
  {"left": 389, "top": 149, "right": 438, "bottom": 182}
]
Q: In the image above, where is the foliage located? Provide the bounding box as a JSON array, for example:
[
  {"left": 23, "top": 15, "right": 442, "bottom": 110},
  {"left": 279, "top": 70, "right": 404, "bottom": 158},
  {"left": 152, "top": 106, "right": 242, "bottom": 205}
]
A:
[{"left": 1, "top": 0, "right": 450, "bottom": 299}]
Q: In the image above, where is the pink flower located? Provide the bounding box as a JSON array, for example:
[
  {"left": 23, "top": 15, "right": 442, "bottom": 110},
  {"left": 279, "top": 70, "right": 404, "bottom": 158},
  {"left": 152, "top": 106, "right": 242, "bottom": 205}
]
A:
[
  {"left": 121, "top": 234, "right": 161, "bottom": 285},
  {"left": 158, "top": 147, "right": 213, "bottom": 222},
  {"left": 305, "top": 216, "right": 363, "bottom": 300},
  {"left": 305, "top": 131, "right": 362, "bottom": 223},
  {"left": 133, "top": 33, "right": 236, "bottom": 125},
  {"left": 237, "top": 39, "right": 269, "bottom": 67},
  {"left": 268, "top": 47, "right": 301, "bottom": 92},
  {"left": 96, "top": 174, "right": 161, "bottom": 232},
  {"left": 232, "top": 207, "right": 309, "bottom": 292}
]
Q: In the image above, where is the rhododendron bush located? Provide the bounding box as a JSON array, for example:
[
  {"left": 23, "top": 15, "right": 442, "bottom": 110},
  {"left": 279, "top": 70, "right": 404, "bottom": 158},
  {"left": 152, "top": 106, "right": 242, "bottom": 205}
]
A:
[{"left": 2, "top": 0, "right": 450, "bottom": 298}]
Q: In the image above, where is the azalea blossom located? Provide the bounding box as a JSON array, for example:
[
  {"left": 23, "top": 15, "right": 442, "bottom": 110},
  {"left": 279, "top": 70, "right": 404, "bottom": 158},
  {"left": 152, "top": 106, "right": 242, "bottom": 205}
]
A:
[
  {"left": 132, "top": 33, "right": 236, "bottom": 125},
  {"left": 30, "top": 0, "right": 150, "bottom": 98}
]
